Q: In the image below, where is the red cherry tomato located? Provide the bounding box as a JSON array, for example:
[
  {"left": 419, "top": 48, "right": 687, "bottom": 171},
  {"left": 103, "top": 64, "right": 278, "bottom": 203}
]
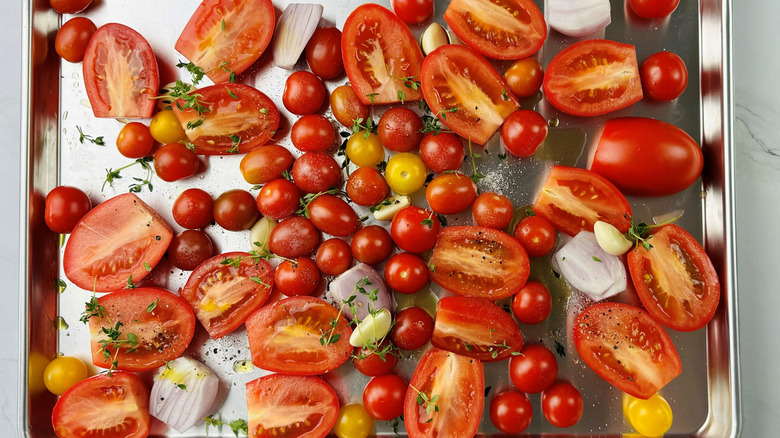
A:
[
  {"left": 292, "top": 152, "right": 341, "bottom": 193},
  {"left": 513, "top": 215, "right": 556, "bottom": 257},
  {"left": 305, "top": 27, "right": 343, "bottom": 80},
  {"left": 363, "top": 374, "right": 408, "bottom": 421},
  {"left": 256, "top": 179, "right": 300, "bottom": 221},
  {"left": 390, "top": 206, "right": 440, "bottom": 254},
  {"left": 49, "top": 0, "right": 93, "bottom": 14},
  {"left": 384, "top": 253, "right": 428, "bottom": 294},
  {"left": 377, "top": 107, "right": 424, "bottom": 152},
  {"left": 55, "top": 17, "right": 96, "bottom": 63},
  {"left": 353, "top": 341, "right": 398, "bottom": 376},
  {"left": 472, "top": 192, "right": 514, "bottom": 230},
  {"left": 640, "top": 51, "right": 688, "bottom": 102},
  {"left": 541, "top": 382, "right": 583, "bottom": 428},
  {"left": 330, "top": 85, "right": 369, "bottom": 127},
  {"left": 274, "top": 257, "right": 321, "bottom": 297},
  {"left": 239, "top": 145, "right": 294, "bottom": 185},
  {"left": 490, "top": 391, "right": 533, "bottom": 434},
  {"left": 351, "top": 225, "right": 394, "bottom": 265},
  {"left": 425, "top": 173, "right": 478, "bottom": 215},
  {"left": 168, "top": 230, "right": 214, "bottom": 271},
  {"left": 419, "top": 132, "right": 465, "bottom": 173},
  {"left": 308, "top": 194, "right": 360, "bottom": 237},
  {"left": 629, "top": 0, "right": 680, "bottom": 19},
  {"left": 44, "top": 186, "right": 91, "bottom": 234},
  {"left": 213, "top": 189, "right": 259, "bottom": 231},
  {"left": 154, "top": 143, "right": 200, "bottom": 182},
  {"left": 172, "top": 188, "right": 213, "bottom": 229},
  {"left": 504, "top": 57, "right": 544, "bottom": 98},
  {"left": 283, "top": 71, "right": 326, "bottom": 115},
  {"left": 346, "top": 167, "right": 390, "bottom": 207},
  {"left": 315, "top": 238, "right": 353, "bottom": 276},
  {"left": 391, "top": 306, "right": 433, "bottom": 350},
  {"left": 291, "top": 115, "right": 336, "bottom": 152},
  {"left": 116, "top": 122, "right": 154, "bottom": 158},
  {"left": 509, "top": 344, "right": 558, "bottom": 394},
  {"left": 268, "top": 217, "right": 321, "bottom": 258},
  {"left": 512, "top": 281, "right": 552, "bottom": 324},
  {"left": 391, "top": 0, "right": 433, "bottom": 23},
  {"left": 501, "top": 110, "right": 548, "bottom": 157}
]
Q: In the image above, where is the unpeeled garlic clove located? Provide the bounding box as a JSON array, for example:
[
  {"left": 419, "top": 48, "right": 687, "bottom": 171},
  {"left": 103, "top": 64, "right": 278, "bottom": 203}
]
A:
[
  {"left": 593, "top": 221, "right": 633, "bottom": 256},
  {"left": 421, "top": 22, "right": 450, "bottom": 55}
]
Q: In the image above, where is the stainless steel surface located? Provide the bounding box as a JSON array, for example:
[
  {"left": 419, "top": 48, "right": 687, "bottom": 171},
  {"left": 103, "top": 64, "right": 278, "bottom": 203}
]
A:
[{"left": 20, "top": 0, "right": 739, "bottom": 436}]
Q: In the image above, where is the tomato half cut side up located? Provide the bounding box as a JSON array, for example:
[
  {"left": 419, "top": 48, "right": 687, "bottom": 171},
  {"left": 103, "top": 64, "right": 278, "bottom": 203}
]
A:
[
  {"left": 543, "top": 39, "right": 643, "bottom": 117},
  {"left": 52, "top": 372, "right": 151, "bottom": 438},
  {"left": 173, "top": 83, "right": 280, "bottom": 155},
  {"left": 246, "top": 374, "right": 338, "bottom": 438},
  {"left": 246, "top": 296, "right": 352, "bottom": 375},
  {"left": 533, "top": 165, "right": 632, "bottom": 236},
  {"left": 342, "top": 4, "right": 424, "bottom": 105},
  {"left": 573, "top": 302, "right": 682, "bottom": 399},
  {"left": 180, "top": 252, "right": 273, "bottom": 339},
  {"left": 175, "top": 0, "right": 275, "bottom": 84},
  {"left": 63, "top": 193, "right": 173, "bottom": 292},
  {"left": 83, "top": 23, "right": 159, "bottom": 118},
  {"left": 628, "top": 224, "right": 721, "bottom": 332},
  {"left": 444, "top": 0, "right": 546, "bottom": 60},
  {"left": 404, "top": 348, "right": 484, "bottom": 438},
  {"left": 421, "top": 45, "right": 519, "bottom": 145}
]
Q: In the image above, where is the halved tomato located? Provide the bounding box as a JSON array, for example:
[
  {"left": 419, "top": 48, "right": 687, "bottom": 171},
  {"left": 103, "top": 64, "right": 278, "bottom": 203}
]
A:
[
  {"left": 429, "top": 226, "right": 529, "bottom": 300},
  {"left": 404, "top": 348, "right": 484, "bottom": 438},
  {"left": 342, "top": 4, "right": 424, "bottom": 105},
  {"left": 63, "top": 193, "right": 173, "bottom": 292},
  {"left": 83, "top": 23, "right": 159, "bottom": 118},
  {"left": 544, "top": 39, "right": 643, "bottom": 117},
  {"left": 627, "top": 225, "right": 720, "bottom": 332},
  {"left": 88, "top": 288, "right": 196, "bottom": 372},
  {"left": 432, "top": 296, "right": 523, "bottom": 361},
  {"left": 246, "top": 374, "right": 338, "bottom": 438},
  {"left": 246, "top": 296, "right": 352, "bottom": 375},
  {"left": 52, "top": 372, "right": 151, "bottom": 438},
  {"left": 175, "top": 0, "right": 275, "bottom": 84},
  {"left": 421, "top": 45, "right": 519, "bottom": 145},
  {"left": 573, "top": 302, "right": 682, "bottom": 399},
  {"left": 444, "top": 0, "right": 546, "bottom": 60},
  {"left": 180, "top": 252, "right": 273, "bottom": 339},
  {"left": 173, "top": 83, "right": 280, "bottom": 155},
  {"left": 533, "top": 165, "right": 632, "bottom": 236}
]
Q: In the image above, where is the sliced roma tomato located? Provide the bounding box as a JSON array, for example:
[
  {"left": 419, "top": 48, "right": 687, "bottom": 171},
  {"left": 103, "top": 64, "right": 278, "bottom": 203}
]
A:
[
  {"left": 63, "top": 193, "right": 173, "bottom": 292},
  {"left": 627, "top": 225, "right": 720, "bottom": 332},
  {"left": 83, "top": 23, "right": 159, "bottom": 118},
  {"left": 180, "top": 252, "right": 273, "bottom": 339},
  {"left": 421, "top": 45, "right": 519, "bottom": 145},
  {"left": 342, "top": 4, "right": 424, "bottom": 105},
  {"left": 429, "top": 226, "right": 529, "bottom": 300},
  {"left": 175, "top": 0, "right": 275, "bottom": 84},
  {"left": 246, "top": 296, "right": 352, "bottom": 375},
  {"left": 246, "top": 374, "right": 338, "bottom": 438},
  {"left": 173, "top": 83, "right": 280, "bottom": 155},
  {"left": 432, "top": 296, "right": 523, "bottom": 361},
  {"left": 544, "top": 39, "right": 643, "bottom": 117},
  {"left": 52, "top": 372, "right": 150, "bottom": 438},
  {"left": 573, "top": 302, "right": 682, "bottom": 399},
  {"left": 404, "top": 348, "right": 484, "bottom": 438},
  {"left": 533, "top": 165, "right": 632, "bottom": 236},
  {"left": 87, "top": 288, "right": 195, "bottom": 372},
  {"left": 444, "top": 0, "right": 546, "bottom": 60}
]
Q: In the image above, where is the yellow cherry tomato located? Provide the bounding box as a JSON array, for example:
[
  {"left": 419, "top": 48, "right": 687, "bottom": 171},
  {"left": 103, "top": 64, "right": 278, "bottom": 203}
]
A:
[
  {"left": 346, "top": 132, "right": 385, "bottom": 167},
  {"left": 149, "top": 109, "right": 187, "bottom": 144},
  {"left": 334, "top": 403, "right": 375, "bottom": 438},
  {"left": 384, "top": 152, "right": 427, "bottom": 195},
  {"left": 43, "top": 356, "right": 88, "bottom": 395},
  {"left": 623, "top": 393, "right": 673, "bottom": 437}
]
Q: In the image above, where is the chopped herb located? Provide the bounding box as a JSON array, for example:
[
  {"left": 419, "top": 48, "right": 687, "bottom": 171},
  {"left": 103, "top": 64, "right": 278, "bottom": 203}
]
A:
[
  {"left": 79, "top": 296, "right": 106, "bottom": 324},
  {"left": 352, "top": 117, "right": 377, "bottom": 139},
  {"left": 259, "top": 107, "right": 268, "bottom": 114},
  {"left": 421, "top": 218, "right": 433, "bottom": 227},
  {"left": 498, "top": 152, "right": 508, "bottom": 161},
  {"left": 146, "top": 298, "right": 159, "bottom": 313},
  {"left": 553, "top": 335, "right": 566, "bottom": 357},
  {"left": 186, "top": 118, "right": 205, "bottom": 130},
  {"left": 592, "top": 256, "right": 602, "bottom": 262},
  {"left": 185, "top": 141, "right": 197, "bottom": 151},
  {"left": 410, "top": 385, "right": 440, "bottom": 421},
  {"left": 400, "top": 75, "right": 421, "bottom": 90},
  {"left": 144, "top": 262, "right": 152, "bottom": 272},
  {"left": 221, "top": 19, "right": 226, "bottom": 31},
  {"left": 76, "top": 126, "right": 105, "bottom": 146},
  {"left": 369, "top": 198, "right": 393, "bottom": 213},
  {"left": 176, "top": 61, "right": 206, "bottom": 85},
  {"left": 126, "top": 275, "right": 137, "bottom": 289},
  {"left": 97, "top": 322, "right": 139, "bottom": 375},
  {"left": 227, "top": 135, "right": 241, "bottom": 154},
  {"left": 397, "top": 89, "right": 405, "bottom": 104},
  {"left": 220, "top": 256, "right": 243, "bottom": 268},
  {"left": 281, "top": 170, "right": 292, "bottom": 181},
  {"left": 366, "top": 92, "right": 379, "bottom": 104},
  {"left": 177, "top": 383, "right": 187, "bottom": 391},
  {"left": 226, "top": 87, "right": 238, "bottom": 99},
  {"left": 250, "top": 276, "right": 270, "bottom": 287},
  {"left": 203, "top": 415, "right": 248, "bottom": 436},
  {"left": 428, "top": 262, "right": 435, "bottom": 273},
  {"left": 525, "top": 208, "right": 536, "bottom": 216},
  {"left": 501, "top": 89, "right": 509, "bottom": 101},
  {"left": 421, "top": 107, "right": 458, "bottom": 135}
]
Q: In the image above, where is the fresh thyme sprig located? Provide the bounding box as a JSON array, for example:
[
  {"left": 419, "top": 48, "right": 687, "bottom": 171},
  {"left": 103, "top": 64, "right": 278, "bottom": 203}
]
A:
[
  {"left": 76, "top": 126, "right": 105, "bottom": 146},
  {"left": 102, "top": 156, "right": 154, "bottom": 192}
]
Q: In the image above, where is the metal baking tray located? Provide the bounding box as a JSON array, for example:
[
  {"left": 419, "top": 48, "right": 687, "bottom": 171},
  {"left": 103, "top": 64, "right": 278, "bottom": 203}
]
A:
[{"left": 20, "top": 0, "right": 740, "bottom": 436}]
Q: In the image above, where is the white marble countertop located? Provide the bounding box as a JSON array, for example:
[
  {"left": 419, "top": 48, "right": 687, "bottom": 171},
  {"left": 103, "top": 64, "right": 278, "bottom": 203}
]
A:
[{"left": 1, "top": 0, "right": 777, "bottom": 436}]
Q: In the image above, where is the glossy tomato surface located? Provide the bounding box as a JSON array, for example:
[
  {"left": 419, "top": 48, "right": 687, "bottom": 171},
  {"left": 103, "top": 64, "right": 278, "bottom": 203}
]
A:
[
  {"left": 283, "top": 71, "right": 327, "bottom": 115},
  {"left": 213, "top": 189, "right": 259, "bottom": 231},
  {"left": 509, "top": 344, "right": 558, "bottom": 394},
  {"left": 363, "top": 374, "right": 407, "bottom": 421},
  {"left": 391, "top": 306, "right": 434, "bottom": 350},
  {"left": 168, "top": 229, "right": 214, "bottom": 271},
  {"left": 541, "top": 382, "right": 583, "bottom": 428},
  {"left": 153, "top": 143, "right": 199, "bottom": 182},
  {"left": 306, "top": 27, "right": 343, "bottom": 80},
  {"left": 308, "top": 194, "right": 359, "bottom": 237},
  {"left": 55, "top": 17, "right": 96, "bottom": 63},
  {"left": 640, "top": 51, "right": 688, "bottom": 101},
  {"left": 172, "top": 188, "right": 214, "bottom": 229},
  {"left": 425, "top": 173, "right": 478, "bottom": 215},
  {"left": 390, "top": 206, "right": 441, "bottom": 254},
  {"left": 239, "top": 145, "right": 294, "bottom": 185},
  {"left": 268, "top": 216, "right": 321, "bottom": 257},
  {"left": 45, "top": 186, "right": 91, "bottom": 234},
  {"left": 490, "top": 391, "right": 533, "bottom": 434}
]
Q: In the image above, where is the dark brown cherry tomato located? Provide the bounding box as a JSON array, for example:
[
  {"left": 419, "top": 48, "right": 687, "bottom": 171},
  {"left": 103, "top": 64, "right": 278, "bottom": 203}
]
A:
[
  {"left": 274, "top": 257, "right": 321, "bottom": 297},
  {"left": 315, "top": 238, "right": 353, "bottom": 276},
  {"left": 391, "top": 306, "right": 433, "bottom": 350},
  {"left": 239, "top": 145, "right": 294, "bottom": 185},
  {"left": 168, "top": 230, "right": 214, "bottom": 271},
  {"left": 55, "top": 17, "right": 96, "bottom": 63},
  {"left": 256, "top": 179, "right": 300, "bottom": 221},
  {"left": 472, "top": 192, "right": 514, "bottom": 230},
  {"left": 291, "top": 152, "right": 342, "bottom": 193},
  {"left": 425, "top": 173, "right": 478, "bottom": 215},
  {"left": 512, "top": 281, "right": 552, "bottom": 325},
  {"left": 390, "top": 206, "right": 440, "bottom": 253},
  {"left": 377, "top": 107, "right": 424, "bottom": 152},
  {"left": 501, "top": 110, "right": 548, "bottom": 157},
  {"left": 640, "top": 51, "right": 688, "bottom": 102},
  {"left": 542, "top": 382, "right": 583, "bottom": 428},
  {"left": 384, "top": 253, "right": 428, "bottom": 294},
  {"left": 363, "top": 374, "right": 408, "bottom": 421},
  {"left": 330, "top": 85, "right": 369, "bottom": 127},
  {"left": 305, "top": 27, "right": 343, "bottom": 80},
  {"left": 509, "top": 344, "right": 558, "bottom": 394},
  {"left": 490, "top": 390, "right": 533, "bottom": 434},
  {"left": 353, "top": 339, "right": 398, "bottom": 376},
  {"left": 283, "top": 71, "right": 326, "bottom": 115},
  {"left": 504, "top": 57, "right": 544, "bottom": 99},
  {"left": 291, "top": 115, "right": 336, "bottom": 152},
  {"left": 419, "top": 132, "right": 465, "bottom": 173},
  {"left": 308, "top": 194, "right": 359, "bottom": 237},
  {"left": 154, "top": 143, "right": 200, "bottom": 182},
  {"left": 213, "top": 189, "right": 259, "bottom": 231},
  {"left": 44, "top": 186, "right": 92, "bottom": 234},
  {"left": 513, "top": 215, "right": 556, "bottom": 257},
  {"left": 269, "top": 216, "right": 321, "bottom": 258},
  {"left": 116, "top": 122, "right": 154, "bottom": 158},
  {"left": 346, "top": 167, "right": 390, "bottom": 207},
  {"left": 50, "top": 0, "right": 92, "bottom": 14},
  {"left": 173, "top": 188, "right": 214, "bottom": 229},
  {"left": 351, "top": 225, "right": 394, "bottom": 265}
]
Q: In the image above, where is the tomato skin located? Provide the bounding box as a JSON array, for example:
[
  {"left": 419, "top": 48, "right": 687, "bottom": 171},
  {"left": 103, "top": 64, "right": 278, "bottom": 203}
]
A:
[
  {"left": 168, "top": 230, "right": 214, "bottom": 271},
  {"left": 501, "top": 110, "right": 548, "bottom": 157},
  {"left": 213, "top": 189, "right": 259, "bottom": 231},
  {"left": 391, "top": 306, "right": 433, "bottom": 350},
  {"left": 316, "top": 238, "right": 353, "bottom": 276},
  {"left": 116, "top": 122, "right": 154, "bottom": 158},
  {"left": 275, "top": 257, "right": 321, "bottom": 297},
  {"left": 377, "top": 108, "right": 424, "bottom": 153},
  {"left": 627, "top": 224, "right": 720, "bottom": 331},
  {"left": 347, "top": 167, "right": 390, "bottom": 207},
  {"left": 351, "top": 225, "right": 394, "bottom": 265},
  {"left": 490, "top": 391, "right": 533, "bottom": 434},
  {"left": 509, "top": 344, "right": 558, "bottom": 394},
  {"left": 346, "top": 132, "right": 385, "bottom": 168},
  {"left": 364, "top": 374, "right": 408, "bottom": 421},
  {"left": 512, "top": 281, "right": 552, "bottom": 324},
  {"left": 513, "top": 215, "right": 557, "bottom": 257},
  {"left": 150, "top": 109, "right": 187, "bottom": 144},
  {"left": 44, "top": 356, "right": 88, "bottom": 396},
  {"left": 292, "top": 115, "right": 336, "bottom": 152},
  {"left": 306, "top": 27, "right": 344, "bottom": 80},
  {"left": 49, "top": 0, "right": 92, "bottom": 14},
  {"left": 240, "top": 145, "right": 293, "bottom": 184},
  {"left": 173, "top": 188, "right": 213, "bottom": 229},
  {"left": 334, "top": 404, "right": 375, "bottom": 438},
  {"left": 472, "top": 192, "right": 514, "bottom": 230},
  {"left": 269, "top": 216, "right": 321, "bottom": 258},
  {"left": 353, "top": 340, "right": 398, "bottom": 376},
  {"left": 640, "top": 52, "right": 688, "bottom": 102},
  {"left": 330, "top": 85, "right": 369, "bottom": 127},
  {"left": 629, "top": 0, "right": 680, "bottom": 19},
  {"left": 308, "top": 195, "right": 360, "bottom": 237},
  {"left": 256, "top": 179, "right": 300, "bottom": 221},
  {"left": 392, "top": 0, "right": 433, "bottom": 23},
  {"left": 384, "top": 253, "right": 428, "bottom": 294},
  {"left": 45, "top": 186, "right": 91, "bottom": 234},
  {"left": 390, "top": 206, "right": 440, "bottom": 254},
  {"left": 292, "top": 152, "right": 342, "bottom": 194},
  {"left": 419, "top": 132, "right": 465, "bottom": 173},
  {"left": 542, "top": 382, "right": 583, "bottom": 428},
  {"left": 283, "top": 71, "right": 327, "bottom": 115},
  {"left": 504, "top": 57, "right": 544, "bottom": 98},
  {"left": 384, "top": 153, "right": 428, "bottom": 195},
  {"left": 55, "top": 17, "right": 96, "bottom": 63},
  {"left": 425, "top": 173, "right": 478, "bottom": 215},
  {"left": 154, "top": 143, "right": 200, "bottom": 182}
]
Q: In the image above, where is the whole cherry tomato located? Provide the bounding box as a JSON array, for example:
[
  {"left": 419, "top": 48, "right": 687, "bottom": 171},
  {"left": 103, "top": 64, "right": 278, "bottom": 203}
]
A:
[
  {"left": 274, "top": 257, "right": 321, "bottom": 297},
  {"left": 44, "top": 186, "right": 91, "bottom": 234},
  {"left": 501, "top": 110, "right": 548, "bottom": 157},
  {"left": 542, "top": 381, "right": 583, "bottom": 428},
  {"left": 49, "top": 0, "right": 92, "bottom": 14},
  {"left": 629, "top": 0, "right": 680, "bottom": 19},
  {"left": 315, "top": 238, "right": 353, "bottom": 276},
  {"left": 509, "top": 344, "right": 558, "bottom": 394},
  {"left": 268, "top": 216, "right": 321, "bottom": 258},
  {"left": 172, "top": 188, "right": 213, "bottom": 229},
  {"left": 490, "top": 390, "right": 533, "bottom": 434},
  {"left": 384, "top": 253, "right": 428, "bottom": 294},
  {"left": 390, "top": 206, "right": 440, "bottom": 254},
  {"left": 305, "top": 27, "right": 343, "bottom": 80},
  {"left": 504, "top": 58, "right": 544, "bottom": 98},
  {"left": 213, "top": 189, "right": 259, "bottom": 231},
  {"left": 256, "top": 179, "right": 300, "bottom": 220},
  {"left": 292, "top": 152, "right": 341, "bottom": 193},
  {"left": 384, "top": 153, "right": 427, "bottom": 195},
  {"left": 425, "top": 173, "right": 477, "bottom": 215},
  {"left": 55, "top": 17, "right": 96, "bottom": 63},
  {"left": 291, "top": 115, "right": 336, "bottom": 152},
  {"left": 330, "top": 85, "right": 369, "bottom": 127},
  {"left": 472, "top": 192, "right": 514, "bottom": 230},
  {"left": 283, "top": 71, "right": 326, "bottom": 115},
  {"left": 308, "top": 194, "right": 360, "bottom": 237},
  {"left": 154, "top": 143, "right": 199, "bottom": 182},
  {"left": 513, "top": 215, "right": 556, "bottom": 257},
  {"left": 346, "top": 132, "right": 385, "bottom": 168},
  {"left": 419, "top": 132, "right": 464, "bottom": 173},
  {"left": 363, "top": 374, "right": 407, "bottom": 421},
  {"left": 168, "top": 230, "right": 214, "bottom": 271},
  {"left": 377, "top": 107, "right": 424, "bottom": 152},
  {"left": 512, "top": 281, "right": 552, "bottom": 325},
  {"left": 239, "top": 145, "right": 294, "bottom": 185},
  {"left": 116, "top": 122, "right": 154, "bottom": 158},
  {"left": 640, "top": 51, "right": 688, "bottom": 102},
  {"left": 353, "top": 340, "right": 398, "bottom": 376},
  {"left": 351, "top": 226, "right": 393, "bottom": 265},
  {"left": 347, "top": 167, "right": 389, "bottom": 207},
  {"left": 391, "top": 306, "right": 433, "bottom": 350},
  {"left": 391, "top": 0, "right": 433, "bottom": 24}
]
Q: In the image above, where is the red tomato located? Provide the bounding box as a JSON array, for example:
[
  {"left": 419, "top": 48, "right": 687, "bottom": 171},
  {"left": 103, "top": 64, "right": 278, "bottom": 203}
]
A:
[
  {"left": 283, "top": 71, "right": 327, "bottom": 115},
  {"left": 513, "top": 215, "right": 557, "bottom": 257},
  {"left": 512, "top": 281, "right": 552, "bottom": 324},
  {"left": 173, "top": 84, "right": 280, "bottom": 155},
  {"left": 640, "top": 52, "right": 688, "bottom": 102},
  {"left": 391, "top": 206, "right": 441, "bottom": 254},
  {"left": 55, "top": 17, "right": 96, "bottom": 63},
  {"left": 444, "top": 0, "right": 546, "bottom": 60},
  {"left": 181, "top": 252, "right": 273, "bottom": 339},
  {"left": 391, "top": 306, "right": 433, "bottom": 350},
  {"left": 627, "top": 224, "right": 720, "bottom": 331},
  {"left": 116, "top": 122, "right": 154, "bottom": 158},
  {"left": 353, "top": 340, "right": 399, "bottom": 376},
  {"left": 330, "top": 85, "right": 369, "bottom": 127},
  {"left": 533, "top": 165, "right": 632, "bottom": 236},
  {"left": 308, "top": 194, "right": 360, "bottom": 237},
  {"left": 291, "top": 115, "right": 336, "bottom": 152},
  {"left": 346, "top": 167, "right": 390, "bottom": 207},
  {"left": 629, "top": 0, "right": 680, "bottom": 19},
  {"left": 275, "top": 257, "right": 321, "bottom": 297},
  {"left": 83, "top": 23, "right": 158, "bottom": 118},
  {"left": 425, "top": 173, "right": 478, "bottom": 215},
  {"left": 239, "top": 145, "right": 294, "bottom": 185},
  {"left": 392, "top": 0, "right": 433, "bottom": 23},
  {"left": 88, "top": 288, "right": 196, "bottom": 371},
  {"left": 544, "top": 39, "right": 643, "bottom": 117},
  {"left": 246, "top": 374, "right": 338, "bottom": 438},
  {"left": 591, "top": 117, "right": 703, "bottom": 197},
  {"left": 305, "top": 27, "right": 344, "bottom": 80},
  {"left": 504, "top": 57, "right": 544, "bottom": 98},
  {"left": 342, "top": 4, "right": 424, "bottom": 105},
  {"left": 63, "top": 193, "right": 172, "bottom": 292},
  {"left": 377, "top": 107, "right": 424, "bottom": 152},
  {"left": 315, "top": 238, "right": 353, "bottom": 276},
  {"left": 292, "top": 152, "right": 342, "bottom": 194},
  {"left": 172, "top": 188, "right": 214, "bottom": 229},
  {"left": 154, "top": 143, "right": 200, "bottom": 182},
  {"left": 432, "top": 296, "right": 523, "bottom": 361},
  {"left": 490, "top": 390, "right": 533, "bottom": 434},
  {"left": 404, "top": 348, "right": 484, "bottom": 438},
  {"left": 351, "top": 225, "right": 394, "bottom": 265},
  {"left": 471, "top": 192, "right": 514, "bottom": 230},
  {"left": 49, "top": 0, "right": 92, "bottom": 14},
  {"left": 419, "top": 132, "right": 465, "bottom": 173},
  {"left": 384, "top": 253, "right": 428, "bottom": 294},
  {"left": 44, "top": 186, "right": 91, "bottom": 234},
  {"left": 246, "top": 296, "right": 352, "bottom": 375},
  {"left": 573, "top": 302, "right": 683, "bottom": 399},
  {"left": 429, "top": 226, "right": 530, "bottom": 300},
  {"left": 509, "top": 344, "right": 558, "bottom": 394},
  {"left": 213, "top": 189, "right": 259, "bottom": 231},
  {"left": 421, "top": 45, "right": 519, "bottom": 145},
  {"left": 364, "top": 374, "right": 408, "bottom": 421},
  {"left": 541, "top": 382, "right": 583, "bottom": 428},
  {"left": 256, "top": 178, "right": 300, "bottom": 220},
  {"left": 168, "top": 230, "right": 214, "bottom": 271},
  {"left": 501, "top": 110, "right": 548, "bottom": 157},
  {"left": 52, "top": 373, "right": 150, "bottom": 438},
  {"left": 268, "top": 216, "right": 321, "bottom": 258},
  {"left": 175, "top": 0, "right": 274, "bottom": 84}
]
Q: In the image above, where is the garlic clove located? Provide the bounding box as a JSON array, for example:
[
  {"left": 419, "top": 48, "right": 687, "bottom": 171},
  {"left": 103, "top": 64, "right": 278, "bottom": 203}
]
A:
[
  {"left": 420, "top": 22, "right": 450, "bottom": 56},
  {"left": 372, "top": 195, "right": 411, "bottom": 221},
  {"left": 249, "top": 217, "right": 277, "bottom": 252},
  {"left": 594, "top": 221, "right": 633, "bottom": 256},
  {"left": 349, "top": 308, "right": 393, "bottom": 347}
]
